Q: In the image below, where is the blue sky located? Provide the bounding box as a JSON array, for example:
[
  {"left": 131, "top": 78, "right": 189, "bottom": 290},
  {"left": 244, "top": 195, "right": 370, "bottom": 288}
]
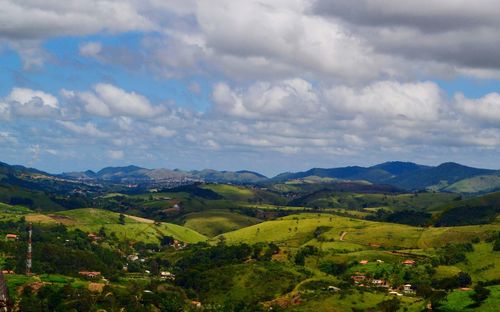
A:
[{"left": 1, "top": 0, "right": 500, "bottom": 175}]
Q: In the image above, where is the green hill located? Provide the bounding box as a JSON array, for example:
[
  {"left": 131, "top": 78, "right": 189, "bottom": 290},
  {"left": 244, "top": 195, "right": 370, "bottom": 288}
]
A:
[
  {"left": 434, "top": 192, "right": 500, "bottom": 226},
  {"left": 26, "top": 208, "right": 207, "bottom": 243},
  {"left": 216, "top": 213, "right": 498, "bottom": 249},
  {"left": 180, "top": 209, "right": 261, "bottom": 237},
  {"left": 445, "top": 174, "right": 500, "bottom": 194}
]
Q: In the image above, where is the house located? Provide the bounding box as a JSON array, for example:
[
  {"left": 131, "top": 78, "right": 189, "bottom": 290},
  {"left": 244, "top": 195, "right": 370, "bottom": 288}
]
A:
[
  {"left": 403, "top": 284, "right": 414, "bottom": 294},
  {"left": 351, "top": 275, "right": 366, "bottom": 283},
  {"left": 127, "top": 254, "right": 139, "bottom": 262},
  {"left": 372, "top": 279, "right": 389, "bottom": 288},
  {"left": 402, "top": 259, "right": 416, "bottom": 266},
  {"left": 160, "top": 271, "right": 175, "bottom": 280},
  {"left": 191, "top": 301, "right": 202, "bottom": 309},
  {"left": 359, "top": 260, "right": 369, "bottom": 265},
  {"left": 87, "top": 233, "right": 102, "bottom": 241},
  {"left": 79, "top": 271, "right": 101, "bottom": 279},
  {"left": 5, "top": 234, "right": 18, "bottom": 241}
]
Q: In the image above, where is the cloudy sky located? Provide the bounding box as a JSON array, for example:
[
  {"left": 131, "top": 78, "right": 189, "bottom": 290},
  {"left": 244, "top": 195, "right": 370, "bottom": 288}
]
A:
[{"left": 1, "top": 0, "right": 500, "bottom": 175}]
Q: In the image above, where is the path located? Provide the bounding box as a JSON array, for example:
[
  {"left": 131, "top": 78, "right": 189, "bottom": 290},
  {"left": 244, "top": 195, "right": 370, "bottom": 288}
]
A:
[{"left": 339, "top": 231, "right": 347, "bottom": 241}]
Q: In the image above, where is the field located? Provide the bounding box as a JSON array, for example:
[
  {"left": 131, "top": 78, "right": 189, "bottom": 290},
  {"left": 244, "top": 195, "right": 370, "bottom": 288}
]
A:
[
  {"left": 26, "top": 208, "right": 207, "bottom": 243},
  {"left": 179, "top": 209, "right": 261, "bottom": 237},
  {"left": 439, "top": 285, "right": 500, "bottom": 311},
  {"left": 217, "top": 213, "right": 498, "bottom": 250}
]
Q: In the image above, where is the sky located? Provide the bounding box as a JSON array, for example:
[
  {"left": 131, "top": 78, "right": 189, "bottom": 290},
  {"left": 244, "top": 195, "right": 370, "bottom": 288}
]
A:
[{"left": 1, "top": 0, "right": 500, "bottom": 176}]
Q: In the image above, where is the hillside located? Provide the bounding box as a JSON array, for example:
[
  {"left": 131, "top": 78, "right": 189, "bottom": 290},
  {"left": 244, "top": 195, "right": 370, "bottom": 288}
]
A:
[
  {"left": 179, "top": 210, "right": 261, "bottom": 237},
  {"left": 445, "top": 174, "right": 500, "bottom": 194},
  {"left": 270, "top": 161, "right": 498, "bottom": 192},
  {"left": 434, "top": 191, "right": 500, "bottom": 226},
  {"left": 25, "top": 208, "right": 207, "bottom": 243}
]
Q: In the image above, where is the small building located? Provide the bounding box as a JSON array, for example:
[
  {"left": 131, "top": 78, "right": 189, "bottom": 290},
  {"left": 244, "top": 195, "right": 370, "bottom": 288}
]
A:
[
  {"left": 403, "top": 284, "right": 414, "bottom": 294},
  {"left": 5, "top": 234, "right": 18, "bottom": 241},
  {"left": 160, "top": 271, "right": 175, "bottom": 280},
  {"left": 359, "top": 260, "right": 369, "bottom": 265},
  {"left": 79, "top": 271, "right": 101, "bottom": 279},
  {"left": 87, "top": 233, "right": 102, "bottom": 241},
  {"left": 1, "top": 270, "right": 14, "bottom": 275},
  {"left": 127, "top": 254, "right": 139, "bottom": 262},
  {"left": 402, "top": 259, "right": 415, "bottom": 266},
  {"left": 372, "top": 279, "right": 389, "bottom": 288},
  {"left": 351, "top": 275, "right": 366, "bottom": 283}
]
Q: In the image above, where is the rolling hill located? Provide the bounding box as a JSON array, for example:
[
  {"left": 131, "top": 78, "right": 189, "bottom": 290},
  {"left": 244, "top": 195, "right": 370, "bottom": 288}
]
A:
[{"left": 25, "top": 208, "right": 207, "bottom": 243}]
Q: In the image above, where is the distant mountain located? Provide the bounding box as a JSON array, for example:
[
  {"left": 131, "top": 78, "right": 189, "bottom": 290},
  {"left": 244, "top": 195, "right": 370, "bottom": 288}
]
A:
[
  {"left": 387, "top": 162, "right": 496, "bottom": 190},
  {"left": 372, "top": 161, "right": 430, "bottom": 176},
  {"left": 61, "top": 165, "right": 268, "bottom": 184},
  {"left": 270, "top": 161, "right": 499, "bottom": 192}
]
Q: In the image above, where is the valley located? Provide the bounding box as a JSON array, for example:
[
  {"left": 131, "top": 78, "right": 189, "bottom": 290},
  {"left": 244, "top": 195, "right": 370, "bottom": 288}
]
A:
[{"left": 0, "top": 161, "right": 498, "bottom": 311}]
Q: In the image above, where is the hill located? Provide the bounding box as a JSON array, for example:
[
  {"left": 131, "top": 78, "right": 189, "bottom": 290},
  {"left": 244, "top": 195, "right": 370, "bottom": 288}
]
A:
[
  {"left": 270, "top": 161, "right": 498, "bottom": 192},
  {"left": 25, "top": 208, "right": 207, "bottom": 243},
  {"left": 179, "top": 210, "right": 261, "bottom": 237},
  {"left": 216, "top": 213, "right": 498, "bottom": 249},
  {"left": 387, "top": 162, "right": 497, "bottom": 190},
  {"left": 61, "top": 165, "right": 268, "bottom": 184},
  {"left": 434, "top": 191, "right": 500, "bottom": 226},
  {"left": 445, "top": 174, "right": 500, "bottom": 194}
]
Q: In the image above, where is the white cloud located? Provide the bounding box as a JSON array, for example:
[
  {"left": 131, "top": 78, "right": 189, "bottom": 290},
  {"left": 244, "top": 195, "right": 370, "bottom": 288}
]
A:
[
  {"left": 150, "top": 126, "right": 176, "bottom": 137},
  {"left": 8, "top": 87, "right": 58, "bottom": 108},
  {"left": 324, "top": 81, "right": 444, "bottom": 121},
  {"left": 0, "top": 0, "right": 155, "bottom": 40},
  {"left": 5, "top": 87, "right": 59, "bottom": 117},
  {"left": 77, "top": 83, "right": 164, "bottom": 118},
  {"left": 58, "top": 121, "right": 109, "bottom": 138},
  {"left": 455, "top": 92, "right": 500, "bottom": 123},
  {"left": 107, "top": 150, "right": 124, "bottom": 159},
  {"left": 79, "top": 41, "right": 102, "bottom": 58}
]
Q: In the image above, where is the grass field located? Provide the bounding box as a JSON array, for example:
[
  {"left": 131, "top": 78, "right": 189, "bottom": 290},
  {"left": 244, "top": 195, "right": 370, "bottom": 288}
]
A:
[
  {"left": 440, "top": 285, "right": 500, "bottom": 311},
  {"left": 202, "top": 184, "right": 255, "bottom": 201},
  {"left": 180, "top": 209, "right": 261, "bottom": 237},
  {"left": 26, "top": 208, "right": 207, "bottom": 243},
  {"left": 217, "top": 213, "right": 499, "bottom": 250}
]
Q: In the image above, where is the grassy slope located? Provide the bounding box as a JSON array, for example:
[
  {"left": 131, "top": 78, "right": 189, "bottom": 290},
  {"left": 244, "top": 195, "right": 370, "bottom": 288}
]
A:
[
  {"left": 445, "top": 174, "right": 500, "bottom": 193},
  {"left": 26, "top": 208, "right": 207, "bottom": 243},
  {"left": 440, "top": 285, "right": 500, "bottom": 312},
  {"left": 180, "top": 209, "right": 261, "bottom": 237},
  {"left": 217, "top": 213, "right": 498, "bottom": 249}
]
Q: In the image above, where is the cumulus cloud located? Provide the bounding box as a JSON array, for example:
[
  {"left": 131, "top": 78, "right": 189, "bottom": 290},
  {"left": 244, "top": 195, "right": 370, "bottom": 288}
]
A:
[
  {"left": 75, "top": 83, "right": 164, "bottom": 118},
  {"left": 0, "top": 0, "right": 154, "bottom": 40},
  {"left": 57, "top": 121, "right": 109, "bottom": 138},
  {"left": 5, "top": 88, "right": 60, "bottom": 117},
  {"left": 314, "top": 0, "right": 500, "bottom": 74},
  {"left": 150, "top": 126, "right": 176, "bottom": 137},
  {"left": 455, "top": 92, "right": 500, "bottom": 123},
  {"left": 79, "top": 41, "right": 102, "bottom": 58},
  {"left": 107, "top": 150, "right": 124, "bottom": 159}
]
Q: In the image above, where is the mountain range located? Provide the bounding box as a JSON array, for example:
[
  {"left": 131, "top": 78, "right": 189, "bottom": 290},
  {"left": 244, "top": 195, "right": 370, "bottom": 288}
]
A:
[{"left": 3, "top": 160, "right": 500, "bottom": 193}]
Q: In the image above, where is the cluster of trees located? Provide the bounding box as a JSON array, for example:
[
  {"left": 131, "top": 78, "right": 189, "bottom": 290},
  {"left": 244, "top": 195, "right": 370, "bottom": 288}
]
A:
[
  {"left": 0, "top": 221, "right": 125, "bottom": 279},
  {"left": 366, "top": 209, "right": 431, "bottom": 226},
  {"left": 19, "top": 281, "right": 188, "bottom": 312}
]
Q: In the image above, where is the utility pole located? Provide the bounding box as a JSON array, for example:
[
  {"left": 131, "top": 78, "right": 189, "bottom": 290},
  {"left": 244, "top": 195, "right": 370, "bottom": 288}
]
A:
[{"left": 26, "top": 223, "right": 32, "bottom": 275}]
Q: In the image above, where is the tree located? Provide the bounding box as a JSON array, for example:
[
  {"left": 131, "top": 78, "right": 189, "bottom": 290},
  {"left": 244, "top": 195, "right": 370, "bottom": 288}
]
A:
[
  {"left": 469, "top": 283, "right": 490, "bottom": 307},
  {"left": 118, "top": 214, "right": 126, "bottom": 225}
]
